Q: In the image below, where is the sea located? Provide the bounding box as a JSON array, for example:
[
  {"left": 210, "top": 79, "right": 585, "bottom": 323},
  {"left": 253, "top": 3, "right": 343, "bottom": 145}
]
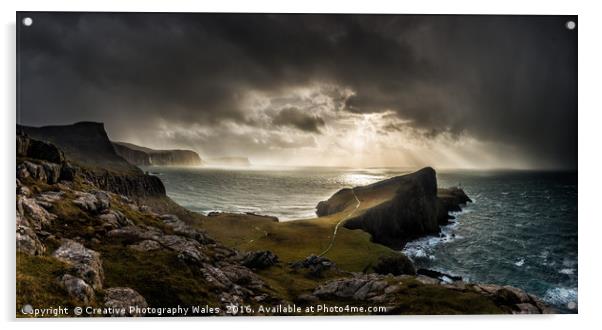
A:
[{"left": 141, "top": 166, "right": 578, "bottom": 312}]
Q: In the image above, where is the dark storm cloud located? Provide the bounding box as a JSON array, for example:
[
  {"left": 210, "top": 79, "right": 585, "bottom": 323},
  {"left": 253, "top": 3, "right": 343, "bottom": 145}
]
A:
[
  {"left": 273, "top": 107, "right": 325, "bottom": 133},
  {"left": 17, "top": 13, "right": 577, "bottom": 168}
]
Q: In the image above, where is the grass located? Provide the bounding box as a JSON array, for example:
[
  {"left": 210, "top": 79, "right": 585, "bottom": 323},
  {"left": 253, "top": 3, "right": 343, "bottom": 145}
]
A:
[{"left": 16, "top": 254, "right": 76, "bottom": 317}]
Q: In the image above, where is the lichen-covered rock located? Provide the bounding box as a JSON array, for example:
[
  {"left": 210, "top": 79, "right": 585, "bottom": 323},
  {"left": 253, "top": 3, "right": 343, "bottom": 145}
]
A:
[
  {"left": 103, "top": 287, "right": 148, "bottom": 316},
  {"left": 17, "top": 196, "right": 57, "bottom": 230},
  {"left": 52, "top": 240, "right": 104, "bottom": 290},
  {"left": 98, "top": 210, "right": 132, "bottom": 229},
  {"left": 241, "top": 250, "right": 279, "bottom": 269},
  {"left": 16, "top": 212, "right": 45, "bottom": 255},
  {"left": 108, "top": 225, "right": 209, "bottom": 264},
  {"left": 128, "top": 240, "right": 161, "bottom": 252},
  {"left": 159, "top": 214, "right": 213, "bottom": 244},
  {"left": 73, "top": 191, "right": 110, "bottom": 214},
  {"left": 57, "top": 274, "right": 95, "bottom": 305},
  {"left": 313, "top": 273, "right": 389, "bottom": 300}
]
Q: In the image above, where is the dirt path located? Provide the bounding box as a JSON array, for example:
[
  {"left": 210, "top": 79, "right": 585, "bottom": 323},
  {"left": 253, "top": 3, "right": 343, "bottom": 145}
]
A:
[{"left": 318, "top": 188, "right": 361, "bottom": 257}]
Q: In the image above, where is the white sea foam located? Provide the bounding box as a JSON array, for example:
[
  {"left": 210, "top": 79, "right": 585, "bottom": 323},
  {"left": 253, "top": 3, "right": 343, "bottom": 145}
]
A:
[
  {"left": 559, "top": 268, "right": 575, "bottom": 275},
  {"left": 543, "top": 287, "right": 578, "bottom": 307}
]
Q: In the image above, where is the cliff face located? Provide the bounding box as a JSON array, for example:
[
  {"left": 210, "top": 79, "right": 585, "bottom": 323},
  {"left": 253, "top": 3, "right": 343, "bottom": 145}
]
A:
[
  {"left": 112, "top": 142, "right": 202, "bottom": 166},
  {"left": 18, "top": 123, "right": 165, "bottom": 197},
  {"left": 316, "top": 167, "right": 471, "bottom": 250}
]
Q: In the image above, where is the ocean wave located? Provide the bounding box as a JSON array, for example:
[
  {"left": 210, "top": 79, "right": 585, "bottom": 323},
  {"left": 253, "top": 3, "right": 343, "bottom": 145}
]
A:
[
  {"left": 559, "top": 268, "right": 575, "bottom": 275},
  {"left": 543, "top": 287, "right": 578, "bottom": 308}
]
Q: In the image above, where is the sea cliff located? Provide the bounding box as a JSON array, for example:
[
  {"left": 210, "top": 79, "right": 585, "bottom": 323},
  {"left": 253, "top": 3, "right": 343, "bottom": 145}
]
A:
[{"left": 112, "top": 141, "right": 202, "bottom": 166}]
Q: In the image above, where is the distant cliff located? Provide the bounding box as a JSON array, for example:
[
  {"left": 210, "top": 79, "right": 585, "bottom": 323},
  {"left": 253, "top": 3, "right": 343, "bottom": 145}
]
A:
[
  {"left": 18, "top": 122, "right": 165, "bottom": 197},
  {"left": 112, "top": 142, "right": 202, "bottom": 166},
  {"left": 316, "top": 167, "right": 471, "bottom": 250},
  {"left": 205, "top": 157, "right": 250, "bottom": 167}
]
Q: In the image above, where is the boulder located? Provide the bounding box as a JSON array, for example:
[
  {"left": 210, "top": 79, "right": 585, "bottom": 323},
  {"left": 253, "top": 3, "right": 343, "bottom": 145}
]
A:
[
  {"left": 57, "top": 274, "right": 95, "bottom": 305},
  {"left": 98, "top": 210, "right": 132, "bottom": 229},
  {"left": 73, "top": 191, "right": 110, "bottom": 214},
  {"left": 290, "top": 255, "right": 336, "bottom": 276},
  {"left": 16, "top": 212, "right": 45, "bottom": 255},
  {"left": 42, "top": 162, "right": 62, "bottom": 184},
  {"left": 241, "top": 250, "right": 279, "bottom": 269},
  {"left": 159, "top": 214, "right": 213, "bottom": 244},
  {"left": 17, "top": 196, "right": 57, "bottom": 230},
  {"left": 52, "top": 240, "right": 104, "bottom": 290},
  {"left": 103, "top": 287, "right": 148, "bottom": 316}
]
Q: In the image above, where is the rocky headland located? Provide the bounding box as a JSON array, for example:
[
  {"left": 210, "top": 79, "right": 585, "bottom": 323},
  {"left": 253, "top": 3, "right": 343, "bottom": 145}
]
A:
[
  {"left": 316, "top": 167, "right": 471, "bottom": 250},
  {"left": 112, "top": 141, "right": 202, "bottom": 166},
  {"left": 16, "top": 122, "right": 553, "bottom": 316}
]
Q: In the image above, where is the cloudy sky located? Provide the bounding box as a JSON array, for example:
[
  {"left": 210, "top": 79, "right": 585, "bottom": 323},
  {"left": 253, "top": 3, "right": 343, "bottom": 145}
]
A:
[{"left": 17, "top": 13, "right": 577, "bottom": 169}]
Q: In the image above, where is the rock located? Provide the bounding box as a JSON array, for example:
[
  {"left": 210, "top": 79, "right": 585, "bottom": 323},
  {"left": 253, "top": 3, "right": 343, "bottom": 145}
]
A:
[
  {"left": 17, "top": 196, "right": 57, "bottom": 230},
  {"left": 73, "top": 191, "right": 110, "bottom": 214},
  {"left": 103, "top": 287, "right": 148, "bottom": 316},
  {"left": 98, "top": 210, "right": 132, "bottom": 229},
  {"left": 59, "top": 162, "right": 77, "bottom": 181},
  {"left": 22, "top": 161, "right": 47, "bottom": 183},
  {"left": 513, "top": 303, "right": 541, "bottom": 314},
  {"left": 241, "top": 250, "right": 279, "bottom": 269},
  {"left": 372, "top": 254, "right": 416, "bottom": 276},
  {"left": 16, "top": 163, "right": 30, "bottom": 180},
  {"left": 52, "top": 240, "right": 104, "bottom": 290},
  {"left": 313, "top": 274, "right": 388, "bottom": 300},
  {"left": 159, "top": 214, "right": 213, "bottom": 244},
  {"left": 291, "top": 255, "right": 336, "bottom": 276},
  {"left": 94, "top": 191, "right": 111, "bottom": 211},
  {"left": 109, "top": 224, "right": 209, "bottom": 264},
  {"left": 17, "top": 134, "right": 64, "bottom": 163},
  {"left": 128, "top": 240, "right": 161, "bottom": 252},
  {"left": 16, "top": 212, "right": 45, "bottom": 255},
  {"left": 43, "top": 162, "right": 62, "bottom": 184},
  {"left": 415, "top": 275, "right": 440, "bottom": 285},
  {"left": 296, "top": 293, "right": 319, "bottom": 304},
  {"left": 57, "top": 274, "right": 95, "bottom": 305},
  {"left": 36, "top": 191, "right": 65, "bottom": 205}
]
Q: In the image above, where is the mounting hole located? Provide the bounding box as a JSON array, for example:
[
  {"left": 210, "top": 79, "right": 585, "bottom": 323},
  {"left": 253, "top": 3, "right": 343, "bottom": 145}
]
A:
[
  {"left": 22, "top": 17, "right": 33, "bottom": 27},
  {"left": 566, "top": 20, "right": 576, "bottom": 30}
]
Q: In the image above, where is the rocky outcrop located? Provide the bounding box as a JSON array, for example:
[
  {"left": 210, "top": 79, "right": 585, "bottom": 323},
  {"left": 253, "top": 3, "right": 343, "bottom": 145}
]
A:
[
  {"left": 241, "top": 250, "right": 279, "bottom": 269},
  {"left": 79, "top": 169, "right": 166, "bottom": 197},
  {"left": 309, "top": 272, "right": 554, "bottom": 314},
  {"left": 57, "top": 274, "right": 95, "bottom": 305},
  {"left": 17, "top": 132, "right": 64, "bottom": 163},
  {"left": 113, "top": 141, "right": 202, "bottom": 166},
  {"left": 317, "top": 167, "right": 471, "bottom": 249},
  {"left": 52, "top": 240, "right": 104, "bottom": 290},
  {"left": 290, "top": 255, "right": 337, "bottom": 277},
  {"left": 18, "top": 123, "right": 167, "bottom": 198}
]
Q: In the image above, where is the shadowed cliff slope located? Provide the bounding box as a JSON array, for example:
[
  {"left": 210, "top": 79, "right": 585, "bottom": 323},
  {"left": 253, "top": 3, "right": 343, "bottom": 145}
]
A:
[
  {"left": 316, "top": 167, "right": 471, "bottom": 250},
  {"left": 18, "top": 122, "right": 165, "bottom": 197}
]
